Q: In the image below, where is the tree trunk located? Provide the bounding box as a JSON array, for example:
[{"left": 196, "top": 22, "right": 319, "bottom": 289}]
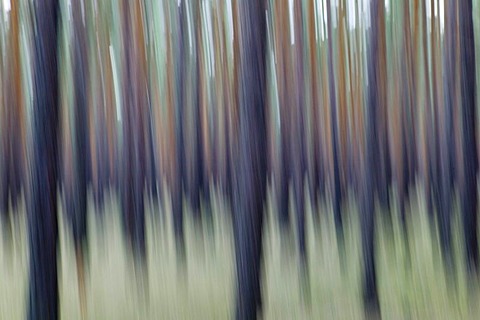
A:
[
  {"left": 28, "top": 0, "right": 60, "bottom": 318},
  {"left": 459, "top": 0, "right": 479, "bottom": 275},
  {"left": 232, "top": 0, "right": 267, "bottom": 318}
]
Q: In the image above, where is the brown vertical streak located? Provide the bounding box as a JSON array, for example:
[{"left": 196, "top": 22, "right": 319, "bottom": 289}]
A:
[
  {"left": 378, "top": 0, "right": 388, "bottom": 189},
  {"left": 430, "top": 0, "right": 439, "bottom": 167},
  {"left": 338, "top": 0, "right": 348, "bottom": 190},
  {"left": 308, "top": 0, "right": 321, "bottom": 192},
  {"left": 321, "top": 33, "right": 332, "bottom": 182},
  {"left": 419, "top": 0, "right": 431, "bottom": 201},
  {"left": 12, "top": 0, "right": 25, "bottom": 175},
  {"left": 165, "top": 0, "right": 175, "bottom": 185},
  {"left": 200, "top": 1, "right": 211, "bottom": 182}
]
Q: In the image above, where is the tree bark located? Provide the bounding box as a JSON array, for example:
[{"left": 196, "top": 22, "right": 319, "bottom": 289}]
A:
[
  {"left": 459, "top": 0, "right": 478, "bottom": 275},
  {"left": 28, "top": 0, "right": 61, "bottom": 318},
  {"left": 232, "top": 0, "right": 267, "bottom": 318}
]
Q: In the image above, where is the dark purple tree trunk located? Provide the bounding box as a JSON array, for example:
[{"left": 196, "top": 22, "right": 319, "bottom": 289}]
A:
[
  {"left": 361, "top": 0, "right": 383, "bottom": 314},
  {"left": 120, "top": 0, "right": 147, "bottom": 265},
  {"left": 437, "top": 0, "right": 456, "bottom": 273},
  {"left": 232, "top": 0, "right": 267, "bottom": 318},
  {"left": 27, "top": 0, "right": 60, "bottom": 318},
  {"left": 459, "top": 0, "right": 478, "bottom": 275},
  {"left": 291, "top": 0, "right": 308, "bottom": 300},
  {"left": 65, "top": 0, "right": 89, "bottom": 253},
  {"left": 326, "top": 0, "right": 344, "bottom": 251},
  {"left": 171, "top": 0, "right": 186, "bottom": 262}
]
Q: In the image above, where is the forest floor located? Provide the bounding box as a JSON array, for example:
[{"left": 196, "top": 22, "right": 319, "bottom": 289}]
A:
[{"left": 1, "top": 183, "right": 480, "bottom": 319}]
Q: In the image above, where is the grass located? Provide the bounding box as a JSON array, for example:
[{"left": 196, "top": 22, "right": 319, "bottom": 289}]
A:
[{"left": 1, "top": 182, "right": 480, "bottom": 319}]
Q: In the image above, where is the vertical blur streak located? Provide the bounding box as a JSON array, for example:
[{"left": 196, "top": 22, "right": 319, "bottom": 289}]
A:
[
  {"left": 459, "top": 0, "right": 478, "bottom": 276},
  {"left": 171, "top": 0, "right": 186, "bottom": 263},
  {"left": 440, "top": 0, "right": 455, "bottom": 273},
  {"left": 362, "top": 0, "right": 379, "bottom": 314},
  {"left": 1, "top": 0, "right": 24, "bottom": 228},
  {"left": 70, "top": 0, "right": 88, "bottom": 317},
  {"left": 232, "top": 0, "right": 267, "bottom": 318},
  {"left": 120, "top": 0, "right": 148, "bottom": 280},
  {"left": 435, "top": 0, "right": 453, "bottom": 273},
  {"left": 27, "top": 0, "right": 60, "bottom": 319},
  {"left": 326, "top": 0, "right": 344, "bottom": 258},
  {"left": 2, "top": 0, "right": 480, "bottom": 318}
]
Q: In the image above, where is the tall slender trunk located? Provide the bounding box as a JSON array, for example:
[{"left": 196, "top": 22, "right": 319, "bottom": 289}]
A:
[
  {"left": 362, "top": 0, "right": 386, "bottom": 314},
  {"left": 326, "top": 0, "right": 344, "bottom": 250},
  {"left": 71, "top": 0, "right": 89, "bottom": 317},
  {"left": 233, "top": 0, "right": 267, "bottom": 318},
  {"left": 459, "top": 0, "right": 478, "bottom": 275},
  {"left": 28, "top": 0, "right": 60, "bottom": 318}
]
